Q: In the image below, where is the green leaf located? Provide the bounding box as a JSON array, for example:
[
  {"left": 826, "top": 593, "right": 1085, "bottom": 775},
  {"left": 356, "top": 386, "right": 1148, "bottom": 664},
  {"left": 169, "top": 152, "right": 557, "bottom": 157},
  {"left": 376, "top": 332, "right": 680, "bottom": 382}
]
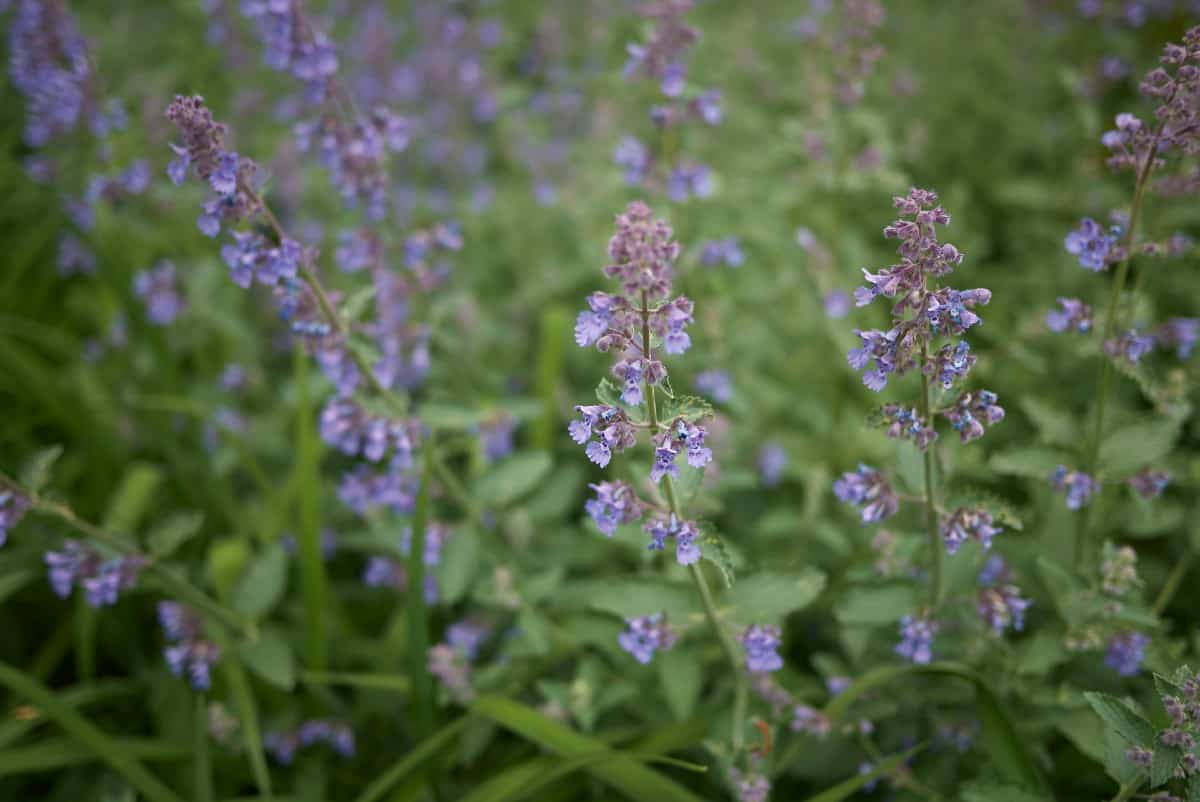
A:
[
  {"left": 1099, "top": 419, "right": 1181, "bottom": 478},
  {"left": 0, "top": 661, "right": 185, "bottom": 802},
  {"left": 1152, "top": 744, "right": 1182, "bottom": 786},
  {"left": 726, "top": 568, "right": 826, "bottom": 625},
  {"left": 473, "top": 452, "right": 553, "bottom": 507},
  {"left": 835, "top": 583, "right": 919, "bottom": 626},
  {"left": 437, "top": 525, "right": 479, "bottom": 604},
  {"left": 239, "top": 629, "right": 296, "bottom": 691},
  {"left": 1082, "top": 692, "right": 1155, "bottom": 747},
  {"left": 217, "top": 641, "right": 273, "bottom": 799},
  {"left": 659, "top": 394, "right": 713, "bottom": 423},
  {"left": 232, "top": 545, "right": 288, "bottom": 619},
  {"left": 820, "top": 663, "right": 1047, "bottom": 792},
  {"left": 341, "top": 284, "right": 377, "bottom": 323},
  {"left": 800, "top": 744, "right": 924, "bottom": 802},
  {"left": 657, "top": 647, "right": 702, "bottom": 722},
  {"left": 19, "top": 445, "right": 63, "bottom": 492},
  {"left": 471, "top": 695, "right": 705, "bottom": 802},
  {"left": 700, "top": 529, "right": 736, "bottom": 588},
  {"left": 0, "top": 737, "right": 190, "bottom": 778},
  {"left": 988, "top": 447, "right": 1071, "bottom": 479},
  {"left": 352, "top": 717, "right": 469, "bottom": 802},
  {"left": 300, "top": 671, "right": 409, "bottom": 693},
  {"left": 420, "top": 403, "right": 491, "bottom": 430},
  {"left": 585, "top": 579, "right": 699, "bottom": 623},
  {"left": 1018, "top": 397, "right": 1080, "bottom": 448},
  {"left": 207, "top": 538, "right": 250, "bottom": 601},
  {"left": 959, "top": 779, "right": 1052, "bottom": 802},
  {"left": 102, "top": 463, "right": 165, "bottom": 534},
  {"left": 147, "top": 512, "right": 205, "bottom": 559}
]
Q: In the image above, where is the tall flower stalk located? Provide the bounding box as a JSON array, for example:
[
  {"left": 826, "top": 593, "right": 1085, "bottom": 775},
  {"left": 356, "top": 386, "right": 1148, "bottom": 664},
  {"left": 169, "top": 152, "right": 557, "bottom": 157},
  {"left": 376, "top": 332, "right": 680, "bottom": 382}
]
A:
[
  {"left": 1070, "top": 28, "right": 1200, "bottom": 563},
  {"left": 841, "top": 188, "right": 1004, "bottom": 612}
]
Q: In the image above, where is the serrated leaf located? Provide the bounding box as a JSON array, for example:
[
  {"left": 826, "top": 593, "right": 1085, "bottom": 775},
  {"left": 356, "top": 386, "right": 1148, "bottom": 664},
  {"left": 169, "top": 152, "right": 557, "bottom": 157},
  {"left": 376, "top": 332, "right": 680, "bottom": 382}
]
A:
[
  {"left": 238, "top": 629, "right": 296, "bottom": 691},
  {"left": 472, "top": 452, "right": 553, "bottom": 507},
  {"left": 596, "top": 377, "right": 641, "bottom": 416},
  {"left": 1099, "top": 419, "right": 1180, "bottom": 478},
  {"left": 659, "top": 394, "right": 713, "bottom": 423},
  {"left": 146, "top": 512, "right": 204, "bottom": 558},
  {"left": 1083, "top": 692, "right": 1155, "bottom": 746},
  {"left": 1019, "top": 397, "right": 1080, "bottom": 447},
  {"left": 701, "top": 530, "right": 735, "bottom": 588},
  {"left": 20, "top": 445, "right": 63, "bottom": 492},
  {"left": 726, "top": 568, "right": 825, "bottom": 625},
  {"left": 835, "top": 583, "right": 918, "bottom": 626},
  {"left": 1153, "top": 744, "right": 1182, "bottom": 786},
  {"left": 231, "top": 545, "right": 288, "bottom": 619},
  {"left": 988, "top": 447, "right": 1072, "bottom": 479}
]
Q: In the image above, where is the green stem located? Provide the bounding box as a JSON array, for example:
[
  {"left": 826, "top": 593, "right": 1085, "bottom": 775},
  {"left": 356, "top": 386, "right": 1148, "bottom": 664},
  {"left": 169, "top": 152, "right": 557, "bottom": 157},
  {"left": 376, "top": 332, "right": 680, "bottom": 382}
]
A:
[
  {"left": 918, "top": 346, "right": 943, "bottom": 608},
  {"left": 1152, "top": 550, "right": 1194, "bottom": 615},
  {"left": 1109, "top": 771, "right": 1144, "bottom": 802},
  {"left": 639, "top": 294, "right": 748, "bottom": 753}
]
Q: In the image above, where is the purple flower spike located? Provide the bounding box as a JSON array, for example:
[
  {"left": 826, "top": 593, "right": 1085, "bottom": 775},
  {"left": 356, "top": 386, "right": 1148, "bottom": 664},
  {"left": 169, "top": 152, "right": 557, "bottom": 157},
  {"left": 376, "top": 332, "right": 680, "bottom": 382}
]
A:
[{"left": 834, "top": 465, "right": 899, "bottom": 523}]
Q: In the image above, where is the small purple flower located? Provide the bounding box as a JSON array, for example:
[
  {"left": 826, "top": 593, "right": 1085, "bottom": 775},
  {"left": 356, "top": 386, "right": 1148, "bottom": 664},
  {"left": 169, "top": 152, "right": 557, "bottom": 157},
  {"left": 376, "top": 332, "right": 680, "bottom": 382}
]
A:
[
  {"left": 792, "top": 704, "right": 832, "bottom": 737},
  {"left": 1105, "top": 631, "right": 1149, "bottom": 676},
  {"left": 700, "top": 237, "right": 744, "bottom": 268},
  {"left": 942, "top": 389, "right": 1004, "bottom": 444},
  {"left": 584, "top": 481, "right": 645, "bottom": 536},
  {"left": 833, "top": 465, "right": 899, "bottom": 523},
  {"left": 446, "top": 619, "right": 491, "bottom": 661},
  {"left": 940, "top": 507, "right": 1002, "bottom": 555},
  {"left": 730, "top": 770, "right": 770, "bottom": 802},
  {"left": 823, "top": 289, "right": 851, "bottom": 319},
  {"left": 478, "top": 414, "right": 516, "bottom": 463},
  {"left": 667, "top": 162, "right": 713, "bottom": 202},
  {"left": 1154, "top": 318, "right": 1198, "bottom": 359},
  {"left": 133, "top": 261, "right": 185, "bottom": 326},
  {"left": 695, "top": 370, "right": 733, "bottom": 404},
  {"left": 879, "top": 404, "right": 938, "bottom": 451},
  {"left": 1049, "top": 466, "right": 1098, "bottom": 510},
  {"left": 644, "top": 513, "right": 702, "bottom": 565},
  {"left": 1065, "top": 218, "right": 1118, "bottom": 271},
  {"left": 1046, "top": 297, "right": 1093, "bottom": 334},
  {"left": 1126, "top": 745, "right": 1154, "bottom": 768},
  {"left": 0, "top": 490, "right": 31, "bottom": 547},
  {"left": 1105, "top": 330, "right": 1155, "bottom": 365},
  {"left": 758, "top": 442, "right": 788, "bottom": 488},
  {"left": 741, "top": 624, "right": 784, "bottom": 673},
  {"left": 570, "top": 405, "right": 637, "bottom": 469},
  {"left": 617, "top": 613, "right": 676, "bottom": 664},
  {"left": 1128, "top": 467, "right": 1169, "bottom": 499},
  {"left": 895, "top": 615, "right": 937, "bottom": 664},
  {"left": 977, "top": 584, "right": 1031, "bottom": 634},
  {"left": 613, "top": 136, "right": 650, "bottom": 185}
]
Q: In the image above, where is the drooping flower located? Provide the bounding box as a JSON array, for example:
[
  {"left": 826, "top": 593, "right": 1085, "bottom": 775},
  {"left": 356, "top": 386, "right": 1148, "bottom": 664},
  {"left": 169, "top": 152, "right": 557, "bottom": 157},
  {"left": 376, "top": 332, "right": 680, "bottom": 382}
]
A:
[
  {"left": 1104, "top": 330, "right": 1155, "bottom": 365},
  {"left": 1154, "top": 318, "right": 1199, "bottom": 359},
  {"left": 617, "top": 613, "right": 676, "bottom": 664},
  {"left": 741, "top": 624, "right": 784, "bottom": 673},
  {"left": 976, "top": 584, "right": 1031, "bottom": 634},
  {"left": 942, "top": 390, "right": 1004, "bottom": 444},
  {"left": 1049, "top": 466, "right": 1098, "bottom": 510},
  {"left": 569, "top": 405, "right": 637, "bottom": 468},
  {"left": 159, "top": 602, "right": 220, "bottom": 691},
  {"left": 44, "top": 541, "right": 143, "bottom": 607}
]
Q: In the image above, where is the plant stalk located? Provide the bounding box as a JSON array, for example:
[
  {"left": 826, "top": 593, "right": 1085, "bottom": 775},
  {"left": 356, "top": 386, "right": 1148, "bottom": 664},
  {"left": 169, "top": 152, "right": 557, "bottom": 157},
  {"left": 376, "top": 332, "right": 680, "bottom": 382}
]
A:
[{"left": 919, "top": 341, "right": 943, "bottom": 608}]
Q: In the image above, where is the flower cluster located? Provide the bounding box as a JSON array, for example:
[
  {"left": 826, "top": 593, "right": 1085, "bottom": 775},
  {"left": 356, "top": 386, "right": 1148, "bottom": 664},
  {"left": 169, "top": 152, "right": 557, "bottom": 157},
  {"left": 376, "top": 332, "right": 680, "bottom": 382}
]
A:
[
  {"left": 1101, "top": 544, "right": 1140, "bottom": 596},
  {"left": 158, "top": 602, "right": 220, "bottom": 691},
  {"left": 1049, "top": 465, "right": 1098, "bottom": 510},
  {"left": 1125, "top": 670, "right": 1200, "bottom": 782},
  {"left": 618, "top": 613, "right": 677, "bottom": 664},
  {"left": 975, "top": 557, "right": 1031, "bottom": 635},
  {"left": 0, "top": 490, "right": 30, "bottom": 547},
  {"left": 741, "top": 624, "right": 784, "bottom": 673},
  {"left": 6, "top": 0, "right": 92, "bottom": 147},
  {"left": 895, "top": 614, "right": 937, "bottom": 664},
  {"left": 584, "top": 481, "right": 645, "bottom": 536},
  {"left": 240, "top": 0, "right": 338, "bottom": 103},
  {"left": 1064, "top": 217, "right": 1120, "bottom": 271},
  {"left": 295, "top": 108, "right": 410, "bottom": 219},
  {"left": 1128, "top": 467, "right": 1170, "bottom": 498},
  {"left": 942, "top": 389, "right": 1005, "bottom": 444},
  {"left": 264, "top": 720, "right": 355, "bottom": 765},
  {"left": 1154, "top": 318, "right": 1199, "bottom": 359},
  {"left": 44, "top": 540, "right": 143, "bottom": 607},
  {"left": 879, "top": 404, "right": 937, "bottom": 451},
  {"left": 361, "top": 523, "right": 449, "bottom": 603},
  {"left": 134, "top": 261, "right": 186, "bottom": 326},
  {"left": 428, "top": 618, "right": 492, "bottom": 703},
  {"left": 1105, "top": 631, "right": 1150, "bottom": 676},
  {"left": 644, "top": 512, "right": 702, "bottom": 565},
  {"left": 833, "top": 464, "right": 898, "bottom": 523},
  {"left": 1104, "top": 329, "right": 1155, "bottom": 365},
  {"left": 940, "top": 507, "right": 1002, "bottom": 555},
  {"left": 1046, "top": 297, "right": 1093, "bottom": 333}
]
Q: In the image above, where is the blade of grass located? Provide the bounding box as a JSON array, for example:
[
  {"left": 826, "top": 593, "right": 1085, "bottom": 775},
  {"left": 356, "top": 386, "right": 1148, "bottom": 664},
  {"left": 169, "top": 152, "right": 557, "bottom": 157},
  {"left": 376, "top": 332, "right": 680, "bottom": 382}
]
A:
[
  {"left": 476, "top": 752, "right": 706, "bottom": 802},
  {"left": 471, "top": 695, "right": 706, "bottom": 802},
  {"left": 352, "top": 716, "right": 470, "bottom": 802},
  {"left": 533, "top": 306, "right": 570, "bottom": 451},
  {"left": 194, "top": 694, "right": 214, "bottom": 802},
  {"left": 407, "top": 443, "right": 435, "bottom": 742},
  {"left": 299, "top": 670, "right": 409, "bottom": 693},
  {"left": 0, "top": 678, "right": 141, "bottom": 749},
  {"left": 800, "top": 744, "right": 924, "bottom": 802},
  {"left": 293, "top": 344, "right": 328, "bottom": 671},
  {"left": 0, "top": 736, "right": 190, "bottom": 777},
  {"left": 0, "top": 661, "right": 185, "bottom": 802},
  {"left": 218, "top": 639, "right": 273, "bottom": 800}
]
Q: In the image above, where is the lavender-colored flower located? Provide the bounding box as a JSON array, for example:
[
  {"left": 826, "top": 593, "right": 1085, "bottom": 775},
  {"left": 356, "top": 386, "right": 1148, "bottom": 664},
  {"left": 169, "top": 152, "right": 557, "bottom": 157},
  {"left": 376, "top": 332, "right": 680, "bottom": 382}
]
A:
[
  {"left": 833, "top": 464, "right": 898, "bottom": 523},
  {"left": 614, "top": 136, "right": 650, "bottom": 185},
  {"left": 823, "top": 289, "right": 851, "bottom": 319},
  {"left": 942, "top": 389, "right": 1004, "bottom": 444},
  {"left": 0, "top": 490, "right": 30, "bottom": 547},
  {"left": 792, "top": 704, "right": 832, "bottom": 737},
  {"left": 1128, "top": 467, "right": 1170, "bottom": 499},
  {"left": 879, "top": 404, "right": 938, "bottom": 451},
  {"left": 618, "top": 613, "right": 676, "bottom": 664},
  {"left": 1105, "top": 329, "right": 1155, "bottom": 365},
  {"left": 266, "top": 720, "right": 354, "bottom": 764},
  {"left": 758, "top": 442, "right": 787, "bottom": 488},
  {"left": 1065, "top": 218, "right": 1118, "bottom": 271},
  {"left": 428, "top": 643, "right": 474, "bottom": 703},
  {"left": 978, "top": 554, "right": 1010, "bottom": 586},
  {"left": 164, "top": 638, "right": 221, "bottom": 691},
  {"left": 338, "top": 460, "right": 420, "bottom": 517},
  {"left": 651, "top": 418, "right": 712, "bottom": 481},
  {"left": 826, "top": 675, "right": 851, "bottom": 696},
  {"left": 1046, "top": 297, "right": 1093, "bottom": 333},
  {"left": 240, "top": 0, "right": 338, "bottom": 102},
  {"left": 644, "top": 513, "right": 702, "bottom": 565},
  {"left": 446, "top": 619, "right": 491, "bottom": 661},
  {"left": 695, "top": 370, "right": 732, "bottom": 404},
  {"left": 1049, "top": 466, "right": 1098, "bottom": 510},
  {"left": 730, "top": 769, "right": 771, "bottom": 802},
  {"left": 57, "top": 233, "right": 96, "bottom": 277},
  {"left": 741, "top": 624, "right": 784, "bottom": 673},
  {"left": 940, "top": 507, "right": 1002, "bottom": 555},
  {"left": 700, "top": 237, "right": 744, "bottom": 268},
  {"left": 134, "top": 261, "right": 186, "bottom": 326},
  {"left": 478, "top": 414, "right": 516, "bottom": 463},
  {"left": 569, "top": 405, "right": 637, "bottom": 468},
  {"left": 1126, "top": 745, "right": 1154, "bottom": 768},
  {"left": 45, "top": 541, "right": 142, "bottom": 607},
  {"left": 895, "top": 615, "right": 937, "bottom": 664},
  {"left": 977, "top": 584, "right": 1031, "bottom": 634},
  {"left": 1105, "top": 631, "right": 1149, "bottom": 676},
  {"left": 319, "top": 399, "right": 417, "bottom": 464},
  {"left": 666, "top": 162, "right": 713, "bottom": 202},
  {"left": 7, "top": 0, "right": 92, "bottom": 147},
  {"left": 1155, "top": 318, "right": 1198, "bottom": 359},
  {"left": 585, "top": 481, "right": 645, "bottom": 536}
]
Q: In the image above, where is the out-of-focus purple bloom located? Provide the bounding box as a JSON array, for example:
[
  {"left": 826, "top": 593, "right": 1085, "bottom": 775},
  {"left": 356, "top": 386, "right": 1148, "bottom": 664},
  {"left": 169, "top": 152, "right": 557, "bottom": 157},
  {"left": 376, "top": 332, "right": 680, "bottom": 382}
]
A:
[
  {"left": 1128, "top": 467, "right": 1170, "bottom": 499},
  {"left": 57, "top": 233, "right": 96, "bottom": 277},
  {"left": 758, "top": 442, "right": 787, "bottom": 488},
  {"left": 834, "top": 465, "right": 898, "bottom": 523},
  {"left": 730, "top": 769, "right": 771, "bottom": 802},
  {"left": 667, "top": 162, "right": 713, "bottom": 202},
  {"left": 1046, "top": 297, "right": 1093, "bottom": 333},
  {"left": 700, "top": 237, "right": 744, "bottom": 268},
  {"left": 134, "top": 261, "right": 186, "bottom": 326},
  {"left": 695, "top": 370, "right": 733, "bottom": 403},
  {"left": 618, "top": 613, "right": 676, "bottom": 664},
  {"left": 7, "top": 0, "right": 92, "bottom": 147},
  {"left": 585, "top": 480, "right": 645, "bottom": 536},
  {"left": 1101, "top": 544, "right": 1139, "bottom": 596},
  {"left": 1105, "top": 330, "right": 1155, "bottom": 365},
  {"left": 741, "top": 624, "right": 784, "bottom": 673},
  {"left": 941, "top": 507, "right": 1002, "bottom": 555},
  {"left": 446, "top": 619, "right": 491, "bottom": 661},
  {"left": 477, "top": 414, "right": 516, "bottom": 463},
  {"left": 159, "top": 602, "right": 220, "bottom": 691},
  {"left": 792, "top": 704, "right": 832, "bottom": 737},
  {"left": 977, "top": 584, "right": 1031, "bottom": 634},
  {"left": 44, "top": 540, "right": 144, "bottom": 608},
  {"left": 428, "top": 643, "right": 474, "bottom": 703},
  {"left": 1155, "top": 318, "right": 1199, "bottom": 359},
  {"left": 0, "top": 490, "right": 31, "bottom": 547},
  {"left": 1065, "top": 218, "right": 1118, "bottom": 271},
  {"left": 1105, "top": 631, "right": 1149, "bottom": 676},
  {"left": 1049, "top": 466, "right": 1098, "bottom": 510},
  {"left": 978, "top": 554, "right": 1010, "bottom": 586},
  {"left": 823, "top": 289, "right": 851, "bottom": 319},
  {"left": 266, "top": 720, "right": 354, "bottom": 765},
  {"left": 895, "top": 615, "right": 937, "bottom": 664}
]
